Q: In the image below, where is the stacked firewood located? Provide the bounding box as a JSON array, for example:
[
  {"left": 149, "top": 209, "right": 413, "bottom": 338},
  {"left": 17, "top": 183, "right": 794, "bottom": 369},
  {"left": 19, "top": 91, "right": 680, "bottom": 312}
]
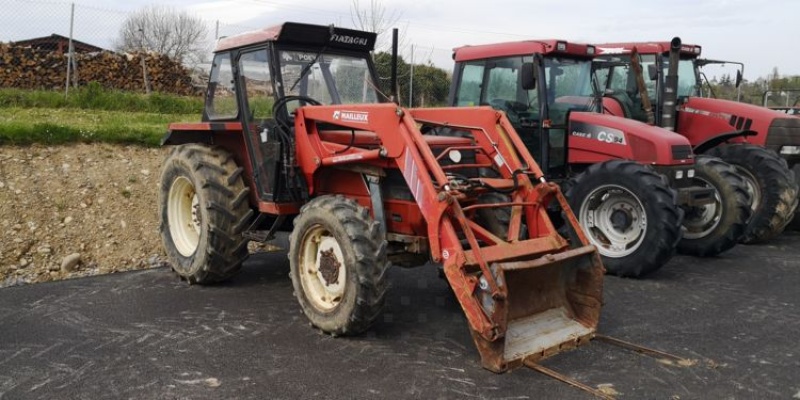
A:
[{"left": 0, "top": 43, "right": 199, "bottom": 95}]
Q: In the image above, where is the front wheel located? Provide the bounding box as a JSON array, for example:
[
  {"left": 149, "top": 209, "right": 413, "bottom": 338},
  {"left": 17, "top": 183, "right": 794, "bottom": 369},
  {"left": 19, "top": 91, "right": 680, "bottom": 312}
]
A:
[
  {"left": 566, "top": 160, "right": 683, "bottom": 278},
  {"left": 706, "top": 144, "right": 798, "bottom": 243},
  {"left": 677, "top": 156, "right": 751, "bottom": 257},
  {"left": 289, "top": 195, "right": 389, "bottom": 336}
]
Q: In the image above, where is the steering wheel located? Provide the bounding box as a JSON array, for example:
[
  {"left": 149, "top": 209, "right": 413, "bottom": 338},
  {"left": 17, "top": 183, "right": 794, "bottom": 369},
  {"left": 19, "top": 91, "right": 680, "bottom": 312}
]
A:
[{"left": 489, "top": 99, "right": 523, "bottom": 124}]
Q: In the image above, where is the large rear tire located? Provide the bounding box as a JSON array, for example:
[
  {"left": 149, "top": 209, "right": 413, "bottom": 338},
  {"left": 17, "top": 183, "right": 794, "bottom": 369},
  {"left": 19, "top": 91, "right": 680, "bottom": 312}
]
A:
[
  {"left": 706, "top": 144, "right": 798, "bottom": 243},
  {"left": 677, "top": 156, "right": 751, "bottom": 257},
  {"left": 566, "top": 160, "right": 682, "bottom": 278},
  {"left": 159, "top": 144, "right": 253, "bottom": 284},
  {"left": 289, "top": 195, "right": 389, "bottom": 336}
]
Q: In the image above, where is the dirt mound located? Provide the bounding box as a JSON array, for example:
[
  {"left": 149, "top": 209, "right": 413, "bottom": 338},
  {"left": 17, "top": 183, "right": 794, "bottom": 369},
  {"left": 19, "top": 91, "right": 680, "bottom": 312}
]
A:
[{"left": 0, "top": 144, "right": 168, "bottom": 287}]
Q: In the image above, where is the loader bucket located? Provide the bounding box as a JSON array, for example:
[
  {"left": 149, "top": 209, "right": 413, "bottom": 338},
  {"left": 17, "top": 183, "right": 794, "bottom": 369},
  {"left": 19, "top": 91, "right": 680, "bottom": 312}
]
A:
[
  {"left": 440, "top": 182, "right": 605, "bottom": 373},
  {"left": 456, "top": 243, "right": 604, "bottom": 372}
]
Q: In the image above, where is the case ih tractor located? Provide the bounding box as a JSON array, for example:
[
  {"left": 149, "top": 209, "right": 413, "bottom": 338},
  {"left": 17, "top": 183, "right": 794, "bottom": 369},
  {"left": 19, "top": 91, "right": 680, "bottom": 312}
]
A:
[
  {"left": 448, "top": 40, "right": 750, "bottom": 277},
  {"left": 158, "top": 23, "right": 604, "bottom": 373},
  {"left": 594, "top": 38, "right": 799, "bottom": 242}
]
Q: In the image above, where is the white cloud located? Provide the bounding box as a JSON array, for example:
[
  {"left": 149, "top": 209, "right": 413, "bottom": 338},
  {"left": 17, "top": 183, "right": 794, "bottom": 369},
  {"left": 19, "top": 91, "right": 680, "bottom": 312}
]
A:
[{"left": 187, "top": 1, "right": 277, "bottom": 25}]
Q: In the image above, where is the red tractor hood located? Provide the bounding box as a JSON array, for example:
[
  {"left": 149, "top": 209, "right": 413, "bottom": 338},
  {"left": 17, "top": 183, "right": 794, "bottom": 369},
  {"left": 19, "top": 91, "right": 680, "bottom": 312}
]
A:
[
  {"left": 568, "top": 112, "right": 693, "bottom": 166},
  {"left": 677, "top": 97, "right": 800, "bottom": 148}
]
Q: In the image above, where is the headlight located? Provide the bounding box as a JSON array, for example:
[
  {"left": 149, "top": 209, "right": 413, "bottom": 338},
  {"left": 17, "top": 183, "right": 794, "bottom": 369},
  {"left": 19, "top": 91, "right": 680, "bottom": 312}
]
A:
[
  {"left": 449, "top": 150, "right": 462, "bottom": 163},
  {"left": 780, "top": 146, "right": 800, "bottom": 155},
  {"left": 687, "top": 169, "right": 695, "bottom": 178},
  {"left": 675, "top": 170, "right": 684, "bottom": 179}
]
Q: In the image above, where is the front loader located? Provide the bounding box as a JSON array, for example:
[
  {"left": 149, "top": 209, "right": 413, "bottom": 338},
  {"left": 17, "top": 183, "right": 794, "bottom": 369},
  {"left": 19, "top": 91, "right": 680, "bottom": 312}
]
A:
[{"left": 158, "top": 22, "right": 603, "bottom": 373}]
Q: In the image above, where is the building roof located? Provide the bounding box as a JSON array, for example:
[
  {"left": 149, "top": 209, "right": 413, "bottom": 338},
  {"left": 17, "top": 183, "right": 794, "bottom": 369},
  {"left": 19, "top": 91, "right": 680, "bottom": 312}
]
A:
[{"left": 11, "top": 34, "right": 104, "bottom": 53}]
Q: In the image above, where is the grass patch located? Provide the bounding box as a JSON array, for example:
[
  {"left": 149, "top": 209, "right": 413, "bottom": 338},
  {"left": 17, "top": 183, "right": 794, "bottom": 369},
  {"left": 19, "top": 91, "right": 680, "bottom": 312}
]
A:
[
  {"left": 0, "top": 108, "right": 196, "bottom": 147},
  {"left": 0, "top": 84, "right": 204, "bottom": 114}
]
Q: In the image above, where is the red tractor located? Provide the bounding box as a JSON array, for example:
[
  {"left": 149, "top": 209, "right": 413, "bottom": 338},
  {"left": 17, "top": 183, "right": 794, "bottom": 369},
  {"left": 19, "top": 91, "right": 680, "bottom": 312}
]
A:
[
  {"left": 594, "top": 38, "right": 799, "bottom": 242},
  {"left": 448, "top": 40, "right": 750, "bottom": 277},
  {"left": 158, "top": 22, "right": 604, "bottom": 373}
]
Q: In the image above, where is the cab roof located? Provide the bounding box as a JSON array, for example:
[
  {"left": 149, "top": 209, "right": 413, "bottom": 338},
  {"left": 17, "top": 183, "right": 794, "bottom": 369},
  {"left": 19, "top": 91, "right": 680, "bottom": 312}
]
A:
[
  {"left": 214, "top": 22, "right": 377, "bottom": 53},
  {"left": 453, "top": 40, "right": 596, "bottom": 62}
]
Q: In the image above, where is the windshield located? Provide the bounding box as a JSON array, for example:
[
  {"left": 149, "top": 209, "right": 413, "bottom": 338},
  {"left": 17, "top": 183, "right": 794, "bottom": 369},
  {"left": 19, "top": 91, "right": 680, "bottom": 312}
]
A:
[
  {"left": 542, "top": 57, "right": 596, "bottom": 125},
  {"left": 663, "top": 57, "right": 700, "bottom": 97},
  {"left": 278, "top": 50, "right": 379, "bottom": 105}
]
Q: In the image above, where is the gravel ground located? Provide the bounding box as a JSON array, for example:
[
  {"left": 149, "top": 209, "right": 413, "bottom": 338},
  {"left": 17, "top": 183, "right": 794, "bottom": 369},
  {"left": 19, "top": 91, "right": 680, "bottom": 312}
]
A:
[{"left": 0, "top": 144, "right": 168, "bottom": 287}]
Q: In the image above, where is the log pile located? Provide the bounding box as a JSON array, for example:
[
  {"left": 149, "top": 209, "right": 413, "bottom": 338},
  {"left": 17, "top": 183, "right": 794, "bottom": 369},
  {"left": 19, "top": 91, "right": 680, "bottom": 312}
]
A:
[{"left": 0, "top": 43, "right": 200, "bottom": 95}]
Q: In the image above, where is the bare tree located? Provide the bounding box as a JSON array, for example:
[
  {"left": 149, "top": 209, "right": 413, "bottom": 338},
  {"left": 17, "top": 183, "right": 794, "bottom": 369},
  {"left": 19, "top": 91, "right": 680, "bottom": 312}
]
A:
[
  {"left": 116, "top": 6, "right": 209, "bottom": 65},
  {"left": 350, "top": 0, "right": 405, "bottom": 51}
]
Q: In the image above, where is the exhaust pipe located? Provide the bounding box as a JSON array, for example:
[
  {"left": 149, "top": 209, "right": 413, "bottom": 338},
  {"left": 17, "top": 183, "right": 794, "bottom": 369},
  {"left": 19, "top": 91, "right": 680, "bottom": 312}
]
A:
[{"left": 661, "top": 37, "right": 681, "bottom": 131}]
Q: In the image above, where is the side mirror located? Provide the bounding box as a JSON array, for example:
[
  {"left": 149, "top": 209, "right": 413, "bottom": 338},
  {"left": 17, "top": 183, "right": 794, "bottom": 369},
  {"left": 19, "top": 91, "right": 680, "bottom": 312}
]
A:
[
  {"left": 647, "top": 64, "right": 658, "bottom": 81},
  {"left": 521, "top": 62, "right": 537, "bottom": 90},
  {"left": 735, "top": 70, "right": 743, "bottom": 88}
]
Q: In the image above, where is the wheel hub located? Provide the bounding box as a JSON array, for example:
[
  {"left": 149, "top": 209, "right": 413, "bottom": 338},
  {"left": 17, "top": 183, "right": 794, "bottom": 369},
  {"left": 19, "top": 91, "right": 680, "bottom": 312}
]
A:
[
  {"left": 318, "top": 248, "right": 341, "bottom": 286},
  {"left": 735, "top": 166, "right": 761, "bottom": 213},
  {"left": 579, "top": 185, "right": 647, "bottom": 258},
  {"left": 300, "top": 227, "right": 347, "bottom": 312},
  {"left": 167, "top": 176, "right": 201, "bottom": 257},
  {"left": 610, "top": 208, "right": 633, "bottom": 231},
  {"left": 681, "top": 177, "right": 722, "bottom": 240}
]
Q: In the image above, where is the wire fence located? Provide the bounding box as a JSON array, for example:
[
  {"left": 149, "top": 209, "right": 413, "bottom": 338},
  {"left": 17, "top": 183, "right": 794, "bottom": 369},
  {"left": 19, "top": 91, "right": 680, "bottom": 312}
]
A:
[
  {"left": 0, "top": 0, "right": 454, "bottom": 104},
  {"left": 0, "top": 1, "right": 259, "bottom": 96}
]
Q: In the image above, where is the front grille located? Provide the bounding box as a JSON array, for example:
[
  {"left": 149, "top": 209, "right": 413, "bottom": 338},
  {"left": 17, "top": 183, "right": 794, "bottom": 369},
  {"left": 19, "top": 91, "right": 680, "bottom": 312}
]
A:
[
  {"left": 671, "top": 145, "right": 692, "bottom": 160},
  {"left": 766, "top": 118, "right": 800, "bottom": 153}
]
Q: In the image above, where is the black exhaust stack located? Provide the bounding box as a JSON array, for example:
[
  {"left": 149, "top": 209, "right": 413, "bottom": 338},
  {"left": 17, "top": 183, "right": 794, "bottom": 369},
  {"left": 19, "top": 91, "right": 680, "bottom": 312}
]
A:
[
  {"left": 661, "top": 37, "right": 681, "bottom": 131},
  {"left": 391, "top": 28, "right": 398, "bottom": 103}
]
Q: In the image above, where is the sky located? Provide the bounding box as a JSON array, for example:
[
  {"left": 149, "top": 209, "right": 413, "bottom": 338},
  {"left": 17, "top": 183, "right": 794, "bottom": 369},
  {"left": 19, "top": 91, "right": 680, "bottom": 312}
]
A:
[{"left": 1, "top": 0, "right": 797, "bottom": 81}]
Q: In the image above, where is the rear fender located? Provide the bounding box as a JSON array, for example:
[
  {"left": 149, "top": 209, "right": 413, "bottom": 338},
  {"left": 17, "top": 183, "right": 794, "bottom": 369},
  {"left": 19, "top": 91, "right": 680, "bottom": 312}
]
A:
[{"left": 163, "top": 122, "right": 257, "bottom": 206}]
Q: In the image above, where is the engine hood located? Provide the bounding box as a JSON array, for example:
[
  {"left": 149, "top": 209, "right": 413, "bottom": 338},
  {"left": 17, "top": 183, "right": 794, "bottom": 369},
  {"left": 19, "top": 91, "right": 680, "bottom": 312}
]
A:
[
  {"left": 567, "top": 112, "right": 692, "bottom": 165},
  {"left": 677, "top": 97, "right": 796, "bottom": 147}
]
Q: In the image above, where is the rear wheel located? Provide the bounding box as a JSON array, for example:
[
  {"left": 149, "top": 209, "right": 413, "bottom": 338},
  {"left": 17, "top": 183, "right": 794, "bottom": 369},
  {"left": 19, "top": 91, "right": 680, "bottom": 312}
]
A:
[
  {"left": 289, "top": 195, "right": 389, "bottom": 336},
  {"left": 707, "top": 144, "right": 798, "bottom": 243},
  {"left": 159, "top": 144, "right": 253, "bottom": 284},
  {"left": 566, "top": 160, "right": 682, "bottom": 278},
  {"left": 677, "top": 156, "right": 751, "bottom": 257}
]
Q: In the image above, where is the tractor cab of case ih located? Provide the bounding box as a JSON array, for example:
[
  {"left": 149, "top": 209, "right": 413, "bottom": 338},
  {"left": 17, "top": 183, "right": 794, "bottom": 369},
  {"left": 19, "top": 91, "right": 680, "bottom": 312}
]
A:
[
  {"left": 158, "top": 22, "right": 605, "bottom": 373},
  {"left": 594, "top": 38, "right": 799, "bottom": 241},
  {"left": 449, "top": 40, "right": 750, "bottom": 278}
]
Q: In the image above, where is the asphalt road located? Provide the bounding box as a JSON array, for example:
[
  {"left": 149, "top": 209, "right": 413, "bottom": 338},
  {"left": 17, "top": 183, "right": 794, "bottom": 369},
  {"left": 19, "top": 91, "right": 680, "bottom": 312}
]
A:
[{"left": 1, "top": 232, "right": 798, "bottom": 399}]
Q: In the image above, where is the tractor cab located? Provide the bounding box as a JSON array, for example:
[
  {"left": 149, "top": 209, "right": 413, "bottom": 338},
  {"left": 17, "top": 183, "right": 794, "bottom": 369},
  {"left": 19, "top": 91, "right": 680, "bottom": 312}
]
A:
[
  {"left": 593, "top": 42, "right": 706, "bottom": 126},
  {"left": 450, "top": 40, "right": 695, "bottom": 180},
  {"left": 193, "top": 23, "right": 388, "bottom": 204},
  {"left": 450, "top": 41, "right": 600, "bottom": 179}
]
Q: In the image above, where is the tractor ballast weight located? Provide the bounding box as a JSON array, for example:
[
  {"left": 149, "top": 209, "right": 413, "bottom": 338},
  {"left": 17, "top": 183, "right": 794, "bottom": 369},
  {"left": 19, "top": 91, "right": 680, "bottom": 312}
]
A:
[{"left": 159, "top": 22, "right": 604, "bottom": 373}]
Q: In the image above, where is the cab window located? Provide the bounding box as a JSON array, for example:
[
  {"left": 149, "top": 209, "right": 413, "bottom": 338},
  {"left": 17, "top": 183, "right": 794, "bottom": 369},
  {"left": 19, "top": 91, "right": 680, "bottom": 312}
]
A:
[
  {"left": 206, "top": 53, "right": 239, "bottom": 120},
  {"left": 239, "top": 49, "right": 274, "bottom": 120}
]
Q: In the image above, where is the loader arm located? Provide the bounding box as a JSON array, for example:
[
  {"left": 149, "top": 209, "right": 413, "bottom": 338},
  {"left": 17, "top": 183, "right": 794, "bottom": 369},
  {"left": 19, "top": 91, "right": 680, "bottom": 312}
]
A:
[{"left": 294, "top": 104, "right": 604, "bottom": 372}]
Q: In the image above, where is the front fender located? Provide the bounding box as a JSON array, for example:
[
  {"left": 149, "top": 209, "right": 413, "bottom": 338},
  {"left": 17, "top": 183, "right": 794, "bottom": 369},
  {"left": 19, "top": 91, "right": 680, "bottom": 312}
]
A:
[{"left": 693, "top": 130, "right": 756, "bottom": 154}]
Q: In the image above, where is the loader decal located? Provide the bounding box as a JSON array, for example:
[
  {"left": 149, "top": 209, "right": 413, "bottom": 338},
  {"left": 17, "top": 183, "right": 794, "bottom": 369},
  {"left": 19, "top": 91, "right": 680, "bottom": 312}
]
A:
[{"left": 332, "top": 110, "right": 369, "bottom": 124}]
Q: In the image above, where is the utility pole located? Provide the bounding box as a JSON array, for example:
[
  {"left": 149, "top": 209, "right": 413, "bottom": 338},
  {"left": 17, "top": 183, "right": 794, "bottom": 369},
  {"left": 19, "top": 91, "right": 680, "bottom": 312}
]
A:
[
  {"left": 409, "top": 44, "right": 414, "bottom": 107},
  {"left": 139, "top": 28, "right": 151, "bottom": 94},
  {"left": 65, "top": 3, "right": 74, "bottom": 97}
]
